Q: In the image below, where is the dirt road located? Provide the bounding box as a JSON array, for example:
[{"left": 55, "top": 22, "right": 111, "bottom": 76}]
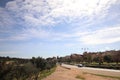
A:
[
  {"left": 42, "top": 65, "right": 120, "bottom": 80},
  {"left": 42, "top": 66, "right": 80, "bottom": 80}
]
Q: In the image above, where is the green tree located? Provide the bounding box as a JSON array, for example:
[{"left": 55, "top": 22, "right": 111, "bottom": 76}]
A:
[{"left": 104, "top": 55, "right": 112, "bottom": 63}]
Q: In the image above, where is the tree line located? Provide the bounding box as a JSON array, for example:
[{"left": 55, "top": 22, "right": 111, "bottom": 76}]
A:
[
  {"left": 0, "top": 50, "right": 120, "bottom": 80},
  {"left": 57, "top": 50, "right": 120, "bottom": 69},
  {"left": 0, "top": 56, "right": 57, "bottom": 80}
]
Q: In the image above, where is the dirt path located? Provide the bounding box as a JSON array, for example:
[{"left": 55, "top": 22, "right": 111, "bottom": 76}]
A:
[
  {"left": 42, "top": 66, "right": 80, "bottom": 80},
  {"left": 42, "top": 66, "right": 119, "bottom": 80}
]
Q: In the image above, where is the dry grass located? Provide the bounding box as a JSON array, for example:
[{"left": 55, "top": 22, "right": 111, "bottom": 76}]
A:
[
  {"left": 76, "top": 75, "right": 85, "bottom": 80},
  {"left": 83, "top": 72, "right": 120, "bottom": 80}
]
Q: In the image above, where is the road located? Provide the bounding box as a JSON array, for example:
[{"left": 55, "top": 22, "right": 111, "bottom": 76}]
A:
[{"left": 62, "top": 64, "right": 120, "bottom": 77}]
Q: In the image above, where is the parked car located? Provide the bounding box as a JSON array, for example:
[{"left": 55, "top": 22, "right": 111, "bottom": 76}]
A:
[{"left": 77, "top": 64, "right": 83, "bottom": 67}]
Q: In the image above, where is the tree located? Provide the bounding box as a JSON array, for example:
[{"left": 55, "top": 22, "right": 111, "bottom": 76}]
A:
[
  {"left": 103, "top": 55, "right": 112, "bottom": 63},
  {"left": 112, "top": 51, "right": 120, "bottom": 64},
  {"left": 83, "top": 52, "right": 92, "bottom": 63},
  {"left": 97, "top": 52, "right": 103, "bottom": 65},
  {"left": 35, "top": 57, "right": 46, "bottom": 70}
]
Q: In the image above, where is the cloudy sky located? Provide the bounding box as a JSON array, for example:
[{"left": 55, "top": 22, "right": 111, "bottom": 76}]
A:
[{"left": 0, "top": 0, "right": 120, "bottom": 58}]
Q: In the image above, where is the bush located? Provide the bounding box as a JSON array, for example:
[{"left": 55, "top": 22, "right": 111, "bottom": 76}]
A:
[{"left": 86, "top": 64, "right": 120, "bottom": 70}]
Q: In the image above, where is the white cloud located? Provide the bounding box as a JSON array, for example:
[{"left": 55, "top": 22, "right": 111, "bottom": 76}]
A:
[
  {"left": 105, "top": 47, "right": 110, "bottom": 50},
  {"left": 80, "top": 26, "right": 120, "bottom": 45},
  {"left": 4, "top": 0, "right": 117, "bottom": 26},
  {"left": 24, "top": 28, "right": 50, "bottom": 38},
  {"left": 48, "top": 0, "right": 117, "bottom": 20},
  {"left": 0, "top": 51, "right": 17, "bottom": 54},
  {"left": 0, "top": 28, "right": 50, "bottom": 41},
  {"left": 0, "top": 0, "right": 119, "bottom": 43},
  {"left": 0, "top": 7, "right": 15, "bottom": 28}
]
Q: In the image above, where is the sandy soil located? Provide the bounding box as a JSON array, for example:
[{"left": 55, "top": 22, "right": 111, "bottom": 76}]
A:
[{"left": 42, "top": 66, "right": 119, "bottom": 80}]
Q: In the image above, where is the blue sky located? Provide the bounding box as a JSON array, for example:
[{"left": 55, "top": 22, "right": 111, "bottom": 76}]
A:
[{"left": 0, "top": 0, "right": 120, "bottom": 58}]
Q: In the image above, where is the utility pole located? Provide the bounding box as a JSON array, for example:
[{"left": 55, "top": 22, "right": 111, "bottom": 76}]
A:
[{"left": 81, "top": 48, "right": 89, "bottom": 52}]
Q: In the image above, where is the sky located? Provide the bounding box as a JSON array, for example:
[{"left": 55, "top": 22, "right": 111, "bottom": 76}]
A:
[{"left": 0, "top": 0, "right": 120, "bottom": 58}]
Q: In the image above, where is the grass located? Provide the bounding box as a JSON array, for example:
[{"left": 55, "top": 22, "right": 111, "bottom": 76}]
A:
[
  {"left": 38, "top": 66, "right": 56, "bottom": 79},
  {"left": 91, "top": 62, "right": 120, "bottom": 65},
  {"left": 85, "top": 62, "right": 120, "bottom": 70},
  {"left": 94, "top": 74, "right": 120, "bottom": 80},
  {"left": 76, "top": 75, "right": 85, "bottom": 80},
  {"left": 83, "top": 72, "right": 120, "bottom": 80}
]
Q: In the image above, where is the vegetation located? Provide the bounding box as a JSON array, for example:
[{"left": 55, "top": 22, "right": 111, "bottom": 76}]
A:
[
  {"left": 76, "top": 75, "right": 85, "bottom": 80},
  {"left": 57, "top": 50, "right": 120, "bottom": 70},
  {"left": 83, "top": 72, "right": 120, "bottom": 80},
  {"left": 0, "top": 50, "right": 120, "bottom": 80},
  {"left": 0, "top": 56, "right": 57, "bottom": 80},
  {"left": 85, "top": 62, "right": 120, "bottom": 69},
  {"left": 39, "top": 66, "right": 56, "bottom": 79}
]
